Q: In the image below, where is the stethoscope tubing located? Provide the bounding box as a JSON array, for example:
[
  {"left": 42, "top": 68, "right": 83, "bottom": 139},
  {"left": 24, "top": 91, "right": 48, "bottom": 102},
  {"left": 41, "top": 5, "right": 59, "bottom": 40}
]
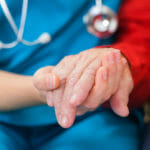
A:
[{"left": 0, "top": 0, "right": 117, "bottom": 50}]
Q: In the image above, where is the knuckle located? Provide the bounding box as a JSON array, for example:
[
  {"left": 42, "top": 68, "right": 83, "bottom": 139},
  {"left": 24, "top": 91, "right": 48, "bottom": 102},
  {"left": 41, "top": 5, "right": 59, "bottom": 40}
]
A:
[
  {"left": 67, "top": 74, "right": 79, "bottom": 86},
  {"left": 85, "top": 67, "right": 96, "bottom": 77},
  {"left": 60, "top": 55, "right": 77, "bottom": 69}
]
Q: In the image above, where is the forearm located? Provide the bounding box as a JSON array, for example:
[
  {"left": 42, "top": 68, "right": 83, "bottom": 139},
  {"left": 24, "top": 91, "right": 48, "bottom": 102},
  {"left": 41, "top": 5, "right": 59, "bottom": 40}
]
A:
[{"left": 0, "top": 70, "right": 45, "bottom": 111}]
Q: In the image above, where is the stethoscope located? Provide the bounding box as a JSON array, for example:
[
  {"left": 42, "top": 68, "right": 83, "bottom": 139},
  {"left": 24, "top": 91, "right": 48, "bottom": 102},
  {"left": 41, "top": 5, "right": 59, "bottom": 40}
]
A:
[{"left": 0, "top": 0, "right": 118, "bottom": 49}]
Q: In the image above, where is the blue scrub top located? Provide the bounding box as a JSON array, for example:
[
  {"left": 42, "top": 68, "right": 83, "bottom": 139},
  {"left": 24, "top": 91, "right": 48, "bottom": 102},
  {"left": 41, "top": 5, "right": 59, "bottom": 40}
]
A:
[{"left": 0, "top": 0, "right": 129, "bottom": 126}]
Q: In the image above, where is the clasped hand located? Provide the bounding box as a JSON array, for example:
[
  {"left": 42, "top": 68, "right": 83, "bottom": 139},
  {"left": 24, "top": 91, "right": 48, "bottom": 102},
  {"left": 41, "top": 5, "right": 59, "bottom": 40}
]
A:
[{"left": 33, "top": 48, "right": 133, "bottom": 128}]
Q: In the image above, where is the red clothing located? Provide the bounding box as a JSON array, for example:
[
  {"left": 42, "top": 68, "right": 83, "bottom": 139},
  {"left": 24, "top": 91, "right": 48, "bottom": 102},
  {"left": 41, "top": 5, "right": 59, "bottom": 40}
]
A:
[{"left": 100, "top": 0, "right": 150, "bottom": 108}]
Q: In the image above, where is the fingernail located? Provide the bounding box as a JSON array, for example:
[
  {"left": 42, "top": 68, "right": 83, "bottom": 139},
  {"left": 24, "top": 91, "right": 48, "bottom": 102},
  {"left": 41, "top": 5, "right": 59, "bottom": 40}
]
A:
[
  {"left": 70, "top": 94, "right": 77, "bottom": 105},
  {"left": 102, "top": 67, "right": 107, "bottom": 80},
  {"left": 108, "top": 53, "right": 114, "bottom": 64},
  {"left": 115, "top": 51, "right": 121, "bottom": 62},
  {"left": 119, "top": 101, "right": 129, "bottom": 117},
  {"left": 59, "top": 115, "right": 68, "bottom": 127},
  {"left": 122, "top": 106, "right": 129, "bottom": 117}
]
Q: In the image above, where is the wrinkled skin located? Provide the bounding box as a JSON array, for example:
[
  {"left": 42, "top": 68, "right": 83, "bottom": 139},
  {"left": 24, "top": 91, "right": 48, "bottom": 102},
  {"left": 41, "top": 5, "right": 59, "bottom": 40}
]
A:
[{"left": 33, "top": 48, "right": 133, "bottom": 128}]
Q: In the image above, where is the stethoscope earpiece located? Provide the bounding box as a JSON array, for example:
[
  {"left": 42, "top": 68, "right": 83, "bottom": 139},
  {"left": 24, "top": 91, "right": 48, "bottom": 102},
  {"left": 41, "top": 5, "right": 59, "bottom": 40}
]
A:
[
  {"left": 37, "top": 33, "right": 51, "bottom": 44},
  {"left": 83, "top": 1, "right": 118, "bottom": 38}
]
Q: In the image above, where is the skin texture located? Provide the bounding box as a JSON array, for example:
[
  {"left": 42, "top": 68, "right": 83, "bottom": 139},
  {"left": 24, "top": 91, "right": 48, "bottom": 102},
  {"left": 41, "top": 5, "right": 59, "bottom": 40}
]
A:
[
  {"left": 33, "top": 48, "right": 133, "bottom": 128},
  {"left": 0, "top": 71, "right": 45, "bottom": 111}
]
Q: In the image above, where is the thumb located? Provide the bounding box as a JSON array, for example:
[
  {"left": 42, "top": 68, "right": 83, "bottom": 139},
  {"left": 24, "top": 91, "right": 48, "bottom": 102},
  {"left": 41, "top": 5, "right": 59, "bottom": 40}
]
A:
[{"left": 33, "top": 66, "right": 60, "bottom": 91}]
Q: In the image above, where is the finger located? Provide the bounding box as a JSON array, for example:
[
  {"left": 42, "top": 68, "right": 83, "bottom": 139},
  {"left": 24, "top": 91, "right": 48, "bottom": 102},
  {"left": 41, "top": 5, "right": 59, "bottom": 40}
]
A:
[
  {"left": 110, "top": 64, "right": 133, "bottom": 117},
  {"left": 52, "top": 55, "right": 79, "bottom": 82},
  {"left": 69, "top": 58, "right": 101, "bottom": 106},
  {"left": 102, "top": 51, "right": 118, "bottom": 97},
  {"left": 55, "top": 52, "right": 98, "bottom": 127},
  {"left": 51, "top": 55, "right": 79, "bottom": 128},
  {"left": 112, "top": 50, "right": 126, "bottom": 92},
  {"left": 56, "top": 52, "right": 96, "bottom": 127},
  {"left": 33, "top": 66, "right": 60, "bottom": 91},
  {"left": 65, "top": 52, "right": 97, "bottom": 88},
  {"left": 53, "top": 85, "right": 76, "bottom": 128},
  {"left": 82, "top": 51, "right": 125, "bottom": 109},
  {"left": 55, "top": 102, "right": 76, "bottom": 128},
  {"left": 110, "top": 89, "right": 129, "bottom": 117},
  {"left": 82, "top": 51, "right": 124, "bottom": 109},
  {"left": 82, "top": 66, "right": 108, "bottom": 108}
]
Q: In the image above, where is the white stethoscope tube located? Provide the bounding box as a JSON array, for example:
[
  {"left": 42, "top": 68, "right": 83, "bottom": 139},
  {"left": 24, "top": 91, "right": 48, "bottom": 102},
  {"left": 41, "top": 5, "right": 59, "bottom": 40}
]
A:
[
  {"left": 96, "top": 0, "right": 102, "bottom": 8},
  {"left": 0, "top": 0, "right": 118, "bottom": 50},
  {"left": 0, "top": 0, "right": 51, "bottom": 49}
]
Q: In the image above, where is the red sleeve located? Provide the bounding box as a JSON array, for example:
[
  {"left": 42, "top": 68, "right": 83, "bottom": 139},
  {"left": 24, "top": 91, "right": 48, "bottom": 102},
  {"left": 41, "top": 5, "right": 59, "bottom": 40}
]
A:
[{"left": 99, "top": 0, "right": 150, "bottom": 108}]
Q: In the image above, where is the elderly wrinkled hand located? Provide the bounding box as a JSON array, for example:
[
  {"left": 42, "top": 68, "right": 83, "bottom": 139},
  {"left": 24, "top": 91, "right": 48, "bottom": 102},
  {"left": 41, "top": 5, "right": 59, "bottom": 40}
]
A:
[{"left": 33, "top": 48, "right": 133, "bottom": 128}]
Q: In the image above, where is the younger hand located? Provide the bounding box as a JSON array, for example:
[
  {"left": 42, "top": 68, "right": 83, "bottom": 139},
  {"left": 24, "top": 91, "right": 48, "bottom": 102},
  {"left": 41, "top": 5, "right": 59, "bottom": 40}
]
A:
[{"left": 33, "top": 66, "right": 60, "bottom": 103}]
